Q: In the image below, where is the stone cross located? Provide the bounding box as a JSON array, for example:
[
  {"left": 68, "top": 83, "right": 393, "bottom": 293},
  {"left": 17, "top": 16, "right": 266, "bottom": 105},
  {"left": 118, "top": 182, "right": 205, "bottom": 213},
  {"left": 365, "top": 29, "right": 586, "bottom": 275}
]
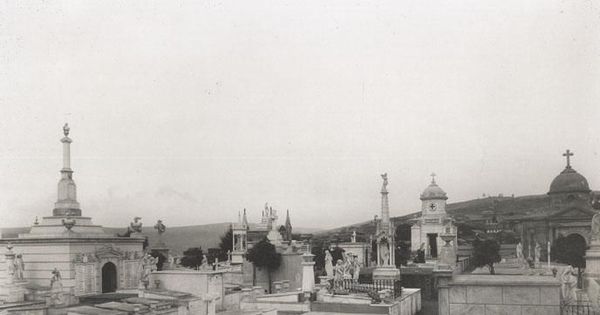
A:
[{"left": 563, "top": 149, "right": 574, "bottom": 168}]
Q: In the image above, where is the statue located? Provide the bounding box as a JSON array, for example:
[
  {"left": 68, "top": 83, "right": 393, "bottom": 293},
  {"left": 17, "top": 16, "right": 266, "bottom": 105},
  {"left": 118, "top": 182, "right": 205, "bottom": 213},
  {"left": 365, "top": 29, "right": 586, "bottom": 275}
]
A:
[
  {"left": 200, "top": 254, "right": 209, "bottom": 270},
  {"left": 352, "top": 255, "right": 361, "bottom": 280},
  {"left": 118, "top": 217, "right": 143, "bottom": 237},
  {"left": 381, "top": 173, "right": 388, "bottom": 191},
  {"left": 50, "top": 268, "right": 62, "bottom": 288},
  {"left": 139, "top": 253, "right": 157, "bottom": 289},
  {"left": 50, "top": 268, "right": 64, "bottom": 306},
  {"left": 516, "top": 242, "right": 524, "bottom": 261},
  {"left": 63, "top": 123, "right": 70, "bottom": 136},
  {"left": 379, "top": 242, "right": 390, "bottom": 265},
  {"left": 154, "top": 220, "right": 166, "bottom": 235},
  {"left": 333, "top": 259, "right": 345, "bottom": 288},
  {"left": 227, "top": 250, "right": 232, "bottom": 263},
  {"left": 324, "top": 250, "right": 334, "bottom": 278},
  {"left": 534, "top": 242, "right": 541, "bottom": 264},
  {"left": 343, "top": 253, "right": 353, "bottom": 279},
  {"left": 14, "top": 254, "right": 24, "bottom": 280},
  {"left": 351, "top": 231, "right": 357, "bottom": 243},
  {"left": 592, "top": 213, "right": 600, "bottom": 242},
  {"left": 560, "top": 265, "right": 578, "bottom": 304}
]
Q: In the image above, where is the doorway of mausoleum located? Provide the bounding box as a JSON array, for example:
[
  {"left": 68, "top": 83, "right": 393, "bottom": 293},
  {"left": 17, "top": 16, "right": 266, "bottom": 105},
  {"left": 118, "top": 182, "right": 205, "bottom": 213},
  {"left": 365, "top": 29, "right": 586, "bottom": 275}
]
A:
[{"left": 102, "top": 262, "right": 118, "bottom": 293}]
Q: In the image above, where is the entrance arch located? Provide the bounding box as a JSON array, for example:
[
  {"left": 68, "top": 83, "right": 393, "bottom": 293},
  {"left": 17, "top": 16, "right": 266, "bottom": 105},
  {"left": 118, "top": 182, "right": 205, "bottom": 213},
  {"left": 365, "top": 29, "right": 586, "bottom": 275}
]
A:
[{"left": 101, "top": 262, "right": 118, "bottom": 293}]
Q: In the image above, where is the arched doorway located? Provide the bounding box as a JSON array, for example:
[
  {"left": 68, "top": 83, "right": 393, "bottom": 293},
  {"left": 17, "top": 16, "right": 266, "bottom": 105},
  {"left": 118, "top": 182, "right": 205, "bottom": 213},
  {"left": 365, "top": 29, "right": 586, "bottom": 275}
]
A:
[{"left": 101, "top": 262, "right": 117, "bottom": 293}]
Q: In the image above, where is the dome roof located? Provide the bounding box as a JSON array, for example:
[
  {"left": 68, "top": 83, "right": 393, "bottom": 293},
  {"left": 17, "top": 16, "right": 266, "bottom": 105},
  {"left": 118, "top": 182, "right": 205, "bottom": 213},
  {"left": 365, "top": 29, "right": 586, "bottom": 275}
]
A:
[
  {"left": 548, "top": 167, "right": 590, "bottom": 195},
  {"left": 421, "top": 181, "right": 448, "bottom": 201}
]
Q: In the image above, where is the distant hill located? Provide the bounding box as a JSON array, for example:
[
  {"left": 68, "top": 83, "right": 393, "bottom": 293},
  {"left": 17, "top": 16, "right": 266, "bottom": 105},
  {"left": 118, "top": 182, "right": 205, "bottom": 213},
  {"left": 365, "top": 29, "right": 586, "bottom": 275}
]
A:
[
  {"left": 312, "top": 193, "right": 591, "bottom": 244},
  {"left": 1, "top": 223, "right": 322, "bottom": 256}
]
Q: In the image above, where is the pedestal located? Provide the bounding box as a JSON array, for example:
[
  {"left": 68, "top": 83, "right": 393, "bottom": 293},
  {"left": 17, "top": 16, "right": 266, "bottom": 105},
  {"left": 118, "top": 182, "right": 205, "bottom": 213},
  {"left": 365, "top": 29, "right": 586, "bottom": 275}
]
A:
[
  {"left": 585, "top": 242, "right": 600, "bottom": 287},
  {"left": 438, "top": 244, "right": 456, "bottom": 267},
  {"left": 301, "top": 253, "right": 316, "bottom": 293},
  {"left": 231, "top": 251, "right": 244, "bottom": 264},
  {"left": 372, "top": 265, "right": 400, "bottom": 281},
  {"left": 0, "top": 282, "right": 27, "bottom": 303}
]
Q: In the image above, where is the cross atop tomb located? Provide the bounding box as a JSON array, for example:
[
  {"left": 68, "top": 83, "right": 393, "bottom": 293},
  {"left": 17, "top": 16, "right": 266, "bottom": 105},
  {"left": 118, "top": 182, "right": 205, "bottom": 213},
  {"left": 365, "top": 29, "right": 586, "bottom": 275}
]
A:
[
  {"left": 430, "top": 172, "right": 436, "bottom": 184},
  {"left": 563, "top": 149, "right": 574, "bottom": 168}
]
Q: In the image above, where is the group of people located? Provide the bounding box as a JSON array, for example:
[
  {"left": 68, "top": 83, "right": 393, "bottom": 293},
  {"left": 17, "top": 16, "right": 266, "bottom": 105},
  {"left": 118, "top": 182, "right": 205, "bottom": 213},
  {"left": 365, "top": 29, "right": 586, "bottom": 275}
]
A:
[{"left": 324, "top": 250, "right": 361, "bottom": 282}]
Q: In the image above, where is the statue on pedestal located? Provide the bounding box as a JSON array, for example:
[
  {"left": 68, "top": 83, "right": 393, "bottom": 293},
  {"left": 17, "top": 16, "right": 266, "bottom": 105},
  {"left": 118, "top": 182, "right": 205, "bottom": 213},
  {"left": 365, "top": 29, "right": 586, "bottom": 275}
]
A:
[
  {"left": 351, "top": 231, "right": 357, "bottom": 243},
  {"left": 534, "top": 242, "right": 541, "bottom": 264},
  {"left": 516, "top": 242, "right": 524, "bottom": 262}
]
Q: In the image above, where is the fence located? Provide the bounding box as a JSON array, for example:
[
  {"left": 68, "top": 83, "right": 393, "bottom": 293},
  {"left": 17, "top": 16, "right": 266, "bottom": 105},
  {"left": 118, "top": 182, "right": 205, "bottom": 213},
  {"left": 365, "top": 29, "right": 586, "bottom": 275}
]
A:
[
  {"left": 561, "top": 300, "right": 599, "bottom": 315},
  {"left": 334, "top": 279, "right": 402, "bottom": 298}
]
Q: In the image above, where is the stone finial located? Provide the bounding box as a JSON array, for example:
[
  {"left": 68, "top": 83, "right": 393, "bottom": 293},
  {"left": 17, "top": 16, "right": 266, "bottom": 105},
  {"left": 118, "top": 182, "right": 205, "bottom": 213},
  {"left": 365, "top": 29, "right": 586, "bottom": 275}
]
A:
[{"left": 63, "top": 123, "right": 70, "bottom": 137}]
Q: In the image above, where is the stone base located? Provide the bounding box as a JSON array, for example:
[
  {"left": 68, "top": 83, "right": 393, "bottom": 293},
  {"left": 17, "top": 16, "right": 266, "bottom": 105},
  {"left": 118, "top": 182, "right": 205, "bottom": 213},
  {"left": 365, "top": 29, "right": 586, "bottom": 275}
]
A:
[
  {"left": 585, "top": 243, "right": 600, "bottom": 288},
  {"left": 439, "top": 245, "right": 456, "bottom": 267},
  {"left": 0, "top": 283, "right": 26, "bottom": 303},
  {"left": 232, "top": 252, "right": 244, "bottom": 264},
  {"left": 372, "top": 266, "right": 400, "bottom": 281}
]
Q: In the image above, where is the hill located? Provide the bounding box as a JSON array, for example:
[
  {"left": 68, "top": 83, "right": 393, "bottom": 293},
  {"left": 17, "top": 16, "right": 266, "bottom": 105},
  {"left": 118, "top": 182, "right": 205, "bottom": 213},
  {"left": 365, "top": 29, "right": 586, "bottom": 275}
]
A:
[
  {"left": 312, "top": 193, "right": 575, "bottom": 244},
  {"left": 1, "top": 223, "right": 322, "bottom": 256}
]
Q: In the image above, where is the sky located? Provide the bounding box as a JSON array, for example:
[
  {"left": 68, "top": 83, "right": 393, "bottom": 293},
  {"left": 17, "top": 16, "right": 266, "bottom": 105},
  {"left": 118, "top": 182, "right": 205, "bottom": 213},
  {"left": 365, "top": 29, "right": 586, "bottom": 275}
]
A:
[{"left": 0, "top": 0, "right": 599, "bottom": 229}]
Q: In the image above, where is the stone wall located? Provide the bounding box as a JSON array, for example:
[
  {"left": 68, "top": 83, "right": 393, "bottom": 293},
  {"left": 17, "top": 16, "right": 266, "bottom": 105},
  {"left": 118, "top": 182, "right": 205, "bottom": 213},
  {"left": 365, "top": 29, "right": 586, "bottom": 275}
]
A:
[
  {"left": 243, "top": 252, "right": 303, "bottom": 292},
  {"left": 151, "top": 270, "right": 226, "bottom": 311},
  {"left": 438, "top": 274, "right": 560, "bottom": 315}
]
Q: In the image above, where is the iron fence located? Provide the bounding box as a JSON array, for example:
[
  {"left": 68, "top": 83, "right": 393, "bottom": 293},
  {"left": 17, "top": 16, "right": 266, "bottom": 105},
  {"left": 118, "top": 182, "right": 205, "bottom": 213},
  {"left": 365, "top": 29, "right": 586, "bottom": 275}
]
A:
[{"left": 334, "top": 279, "right": 402, "bottom": 298}]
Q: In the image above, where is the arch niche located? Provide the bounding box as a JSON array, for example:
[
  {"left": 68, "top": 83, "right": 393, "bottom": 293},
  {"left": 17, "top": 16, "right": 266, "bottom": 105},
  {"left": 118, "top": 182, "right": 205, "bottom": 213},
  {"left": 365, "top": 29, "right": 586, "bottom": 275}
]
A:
[{"left": 101, "top": 262, "right": 118, "bottom": 293}]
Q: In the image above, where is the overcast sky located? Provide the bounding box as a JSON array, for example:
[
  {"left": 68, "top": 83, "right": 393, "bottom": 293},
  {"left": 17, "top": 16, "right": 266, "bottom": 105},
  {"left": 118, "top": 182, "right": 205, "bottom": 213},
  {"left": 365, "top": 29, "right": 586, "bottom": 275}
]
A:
[{"left": 1, "top": 0, "right": 599, "bottom": 229}]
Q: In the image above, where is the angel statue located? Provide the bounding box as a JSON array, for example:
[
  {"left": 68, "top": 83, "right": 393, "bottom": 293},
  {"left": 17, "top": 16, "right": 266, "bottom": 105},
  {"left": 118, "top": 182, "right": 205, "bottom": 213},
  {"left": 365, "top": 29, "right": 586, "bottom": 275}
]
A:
[{"left": 381, "top": 173, "right": 388, "bottom": 191}]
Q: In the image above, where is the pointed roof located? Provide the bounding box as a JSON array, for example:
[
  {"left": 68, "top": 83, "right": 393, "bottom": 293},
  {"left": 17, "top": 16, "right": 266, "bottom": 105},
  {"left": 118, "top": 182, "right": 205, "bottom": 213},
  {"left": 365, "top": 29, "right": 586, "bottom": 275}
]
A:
[{"left": 285, "top": 209, "right": 291, "bottom": 227}]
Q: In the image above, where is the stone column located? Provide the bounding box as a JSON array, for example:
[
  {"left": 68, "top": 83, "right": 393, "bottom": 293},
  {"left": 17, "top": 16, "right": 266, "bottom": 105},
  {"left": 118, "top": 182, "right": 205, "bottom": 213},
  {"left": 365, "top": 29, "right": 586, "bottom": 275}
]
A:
[
  {"left": 434, "top": 269, "right": 453, "bottom": 315},
  {"left": 301, "top": 252, "right": 315, "bottom": 293}
]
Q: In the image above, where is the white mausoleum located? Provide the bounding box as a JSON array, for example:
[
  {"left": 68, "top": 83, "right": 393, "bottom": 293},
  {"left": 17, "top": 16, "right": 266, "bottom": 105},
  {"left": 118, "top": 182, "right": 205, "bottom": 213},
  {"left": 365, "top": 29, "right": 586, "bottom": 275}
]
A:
[
  {"left": 411, "top": 174, "right": 456, "bottom": 259},
  {"left": 0, "top": 124, "right": 144, "bottom": 298}
]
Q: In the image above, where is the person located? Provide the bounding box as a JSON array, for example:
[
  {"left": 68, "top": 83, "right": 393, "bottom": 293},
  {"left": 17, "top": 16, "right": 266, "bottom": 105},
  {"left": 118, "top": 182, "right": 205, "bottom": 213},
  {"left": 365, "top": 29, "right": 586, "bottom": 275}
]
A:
[{"left": 560, "top": 265, "right": 578, "bottom": 304}]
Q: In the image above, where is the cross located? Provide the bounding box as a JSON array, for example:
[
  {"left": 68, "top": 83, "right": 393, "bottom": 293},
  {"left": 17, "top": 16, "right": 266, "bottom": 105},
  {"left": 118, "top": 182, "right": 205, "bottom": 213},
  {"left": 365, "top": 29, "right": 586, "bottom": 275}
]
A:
[
  {"left": 563, "top": 150, "right": 574, "bottom": 168},
  {"left": 430, "top": 172, "right": 436, "bottom": 184}
]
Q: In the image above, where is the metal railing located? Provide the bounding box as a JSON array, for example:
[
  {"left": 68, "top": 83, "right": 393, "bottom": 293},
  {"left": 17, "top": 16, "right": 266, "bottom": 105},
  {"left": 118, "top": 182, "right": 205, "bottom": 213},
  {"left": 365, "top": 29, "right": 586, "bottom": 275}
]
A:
[{"left": 334, "top": 279, "right": 402, "bottom": 298}]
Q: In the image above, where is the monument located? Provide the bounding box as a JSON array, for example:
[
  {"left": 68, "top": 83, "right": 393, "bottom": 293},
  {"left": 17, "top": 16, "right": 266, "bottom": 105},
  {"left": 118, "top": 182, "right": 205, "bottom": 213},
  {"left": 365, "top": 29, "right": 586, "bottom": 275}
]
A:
[
  {"left": 0, "top": 124, "right": 145, "bottom": 300},
  {"left": 372, "top": 173, "right": 400, "bottom": 280},
  {"left": 232, "top": 209, "right": 249, "bottom": 264},
  {"left": 410, "top": 173, "right": 455, "bottom": 260},
  {"left": 151, "top": 219, "right": 170, "bottom": 265}
]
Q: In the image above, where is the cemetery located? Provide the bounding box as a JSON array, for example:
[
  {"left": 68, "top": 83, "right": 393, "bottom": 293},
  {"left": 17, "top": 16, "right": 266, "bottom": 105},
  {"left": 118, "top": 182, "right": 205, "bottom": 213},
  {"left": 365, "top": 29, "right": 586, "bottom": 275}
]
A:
[{"left": 0, "top": 126, "right": 599, "bottom": 315}]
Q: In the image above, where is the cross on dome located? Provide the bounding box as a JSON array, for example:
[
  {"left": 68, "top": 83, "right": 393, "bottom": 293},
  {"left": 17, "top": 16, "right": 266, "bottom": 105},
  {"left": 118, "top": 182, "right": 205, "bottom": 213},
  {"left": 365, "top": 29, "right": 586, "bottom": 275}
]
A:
[
  {"left": 563, "top": 149, "right": 574, "bottom": 169},
  {"left": 430, "top": 172, "right": 437, "bottom": 184}
]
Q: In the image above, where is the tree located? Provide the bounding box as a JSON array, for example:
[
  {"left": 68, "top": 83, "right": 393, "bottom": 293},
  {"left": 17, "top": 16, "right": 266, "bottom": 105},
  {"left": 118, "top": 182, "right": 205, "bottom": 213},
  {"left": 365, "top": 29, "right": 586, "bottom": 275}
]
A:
[
  {"left": 180, "top": 247, "right": 204, "bottom": 270},
  {"left": 472, "top": 238, "right": 501, "bottom": 274},
  {"left": 218, "top": 227, "right": 233, "bottom": 262},
  {"left": 246, "top": 238, "right": 281, "bottom": 293},
  {"left": 150, "top": 250, "right": 167, "bottom": 271},
  {"left": 552, "top": 234, "right": 586, "bottom": 287},
  {"left": 330, "top": 246, "right": 345, "bottom": 265}
]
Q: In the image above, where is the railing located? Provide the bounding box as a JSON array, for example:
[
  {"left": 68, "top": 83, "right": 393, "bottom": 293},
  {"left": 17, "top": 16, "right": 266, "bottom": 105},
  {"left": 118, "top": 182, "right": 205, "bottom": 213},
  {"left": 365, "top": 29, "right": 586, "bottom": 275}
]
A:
[
  {"left": 333, "top": 279, "right": 402, "bottom": 299},
  {"left": 561, "top": 300, "right": 599, "bottom": 315}
]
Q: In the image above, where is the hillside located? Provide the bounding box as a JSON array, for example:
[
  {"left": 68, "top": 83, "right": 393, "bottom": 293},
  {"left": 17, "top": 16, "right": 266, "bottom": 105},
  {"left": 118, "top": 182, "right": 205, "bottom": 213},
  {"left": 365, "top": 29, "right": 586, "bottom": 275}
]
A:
[
  {"left": 313, "top": 193, "right": 574, "bottom": 243},
  {"left": 1, "top": 223, "right": 322, "bottom": 256}
]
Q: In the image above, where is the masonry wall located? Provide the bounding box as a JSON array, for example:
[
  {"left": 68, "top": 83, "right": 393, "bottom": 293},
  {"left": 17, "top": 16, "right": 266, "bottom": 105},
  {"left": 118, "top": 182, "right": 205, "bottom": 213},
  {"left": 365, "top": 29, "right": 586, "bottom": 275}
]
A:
[
  {"left": 243, "top": 252, "right": 303, "bottom": 293},
  {"left": 438, "top": 274, "right": 560, "bottom": 315}
]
